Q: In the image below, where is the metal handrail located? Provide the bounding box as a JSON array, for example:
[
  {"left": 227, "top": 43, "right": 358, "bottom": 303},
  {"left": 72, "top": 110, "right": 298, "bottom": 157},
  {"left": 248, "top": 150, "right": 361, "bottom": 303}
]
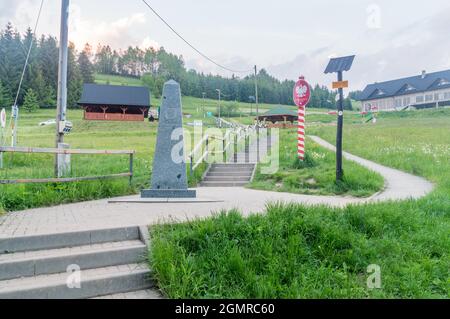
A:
[
  {"left": 188, "top": 134, "right": 209, "bottom": 158},
  {"left": 188, "top": 125, "right": 256, "bottom": 175}
]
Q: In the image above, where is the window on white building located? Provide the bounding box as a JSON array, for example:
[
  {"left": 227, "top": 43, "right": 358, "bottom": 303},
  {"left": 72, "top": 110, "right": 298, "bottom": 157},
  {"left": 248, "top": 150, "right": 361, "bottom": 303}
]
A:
[
  {"left": 403, "top": 97, "right": 411, "bottom": 106},
  {"left": 425, "top": 94, "right": 433, "bottom": 102},
  {"left": 416, "top": 96, "right": 424, "bottom": 103},
  {"left": 395, "top": 99, "right": 402, "bottom": 108}
]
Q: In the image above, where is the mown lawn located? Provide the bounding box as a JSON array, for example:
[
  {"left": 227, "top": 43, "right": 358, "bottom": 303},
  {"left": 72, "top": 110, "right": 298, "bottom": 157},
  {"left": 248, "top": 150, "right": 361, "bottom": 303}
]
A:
[
  {"left": 248, "top": 129, "right": 384, "bottom": 197},
  {"left": 149, "top": 108, "right": 450, "bottom": 298}
]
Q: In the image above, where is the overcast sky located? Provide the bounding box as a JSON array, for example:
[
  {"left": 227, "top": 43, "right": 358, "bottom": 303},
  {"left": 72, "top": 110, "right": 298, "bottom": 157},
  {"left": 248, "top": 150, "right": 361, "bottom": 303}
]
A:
[{"left": 1, "top": 0, "right": 450, "bottom": 90}]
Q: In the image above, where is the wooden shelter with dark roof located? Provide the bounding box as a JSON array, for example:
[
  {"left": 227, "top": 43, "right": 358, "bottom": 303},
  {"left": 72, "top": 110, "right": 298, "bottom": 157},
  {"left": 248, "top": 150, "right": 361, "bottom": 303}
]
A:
[
  {"left": 257, "top": 106, "right": 298, "bottom": 124},
  {"left": 78, "top": 84, "right": 151, "bottom": 121}
]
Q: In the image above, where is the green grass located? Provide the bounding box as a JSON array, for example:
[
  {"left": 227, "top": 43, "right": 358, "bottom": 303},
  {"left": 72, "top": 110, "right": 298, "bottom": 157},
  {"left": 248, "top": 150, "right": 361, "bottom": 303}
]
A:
[
  {"left": 149, "top": 107, "right": 450, "bottom": 299},
  {"left": 249, "top": 130, "right": 384, "bottom": 197},
  {"left": 0, "top": 76, "right": 302, "bottom": 211},
  {"left": 0, "top": 108, "right": 210, "bottom": 211},
  {"left": 94, "top": 73, "right": 144, "bottom": 87}
]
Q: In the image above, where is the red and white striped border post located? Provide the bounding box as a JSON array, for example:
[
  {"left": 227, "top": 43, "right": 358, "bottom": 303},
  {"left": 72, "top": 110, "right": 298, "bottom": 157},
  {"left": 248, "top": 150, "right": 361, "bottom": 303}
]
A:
[
  {"left": 293, "top": 76, "right": 310, "bottom": 161},
  {"left": 298, "top": 106, "right": 306, "bottom": 160}
]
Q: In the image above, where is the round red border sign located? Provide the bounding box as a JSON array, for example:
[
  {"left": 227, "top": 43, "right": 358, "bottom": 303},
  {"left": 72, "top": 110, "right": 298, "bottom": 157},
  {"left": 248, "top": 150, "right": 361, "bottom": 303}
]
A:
[{"left": 293, "top": 78, "right": 311, "bottom": 107}]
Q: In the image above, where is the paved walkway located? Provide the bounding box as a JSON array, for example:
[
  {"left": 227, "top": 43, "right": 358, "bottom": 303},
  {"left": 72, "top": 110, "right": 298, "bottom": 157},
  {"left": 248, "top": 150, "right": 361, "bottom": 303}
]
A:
[{"left": 0, "top": 136, "right": 434, "bottom": 238}]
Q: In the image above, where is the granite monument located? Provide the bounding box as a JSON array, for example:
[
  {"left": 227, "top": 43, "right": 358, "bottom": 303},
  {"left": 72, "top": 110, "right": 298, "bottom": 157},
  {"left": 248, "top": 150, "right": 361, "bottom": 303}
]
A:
[{"left": 141, "top": 80, "right": 196, "bottom": 198}]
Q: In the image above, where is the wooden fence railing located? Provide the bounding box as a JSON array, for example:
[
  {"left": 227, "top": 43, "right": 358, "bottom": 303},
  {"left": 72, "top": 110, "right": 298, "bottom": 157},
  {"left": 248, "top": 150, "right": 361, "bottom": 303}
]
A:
[{"left": 0, "top": 146, "right": 135, "bottom": 185}]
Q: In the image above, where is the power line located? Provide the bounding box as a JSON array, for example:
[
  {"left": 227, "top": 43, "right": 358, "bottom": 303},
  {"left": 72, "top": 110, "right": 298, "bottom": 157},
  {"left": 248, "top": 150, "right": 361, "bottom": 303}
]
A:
[
  {"left": 13, "top": 0, "right": 45, "bottom": 109},
  {"left": 140, "top": 0, "right": 254, "bottom": 74},
  {"left": 3, "top": 0, "right": 45, "bottom": 146}
]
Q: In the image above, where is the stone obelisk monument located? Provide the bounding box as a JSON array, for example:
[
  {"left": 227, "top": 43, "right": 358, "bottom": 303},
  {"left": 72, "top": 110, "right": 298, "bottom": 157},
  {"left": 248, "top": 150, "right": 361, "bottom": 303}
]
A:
[{"left": 141, "top": 80, "right": 196, "bottom": 198}]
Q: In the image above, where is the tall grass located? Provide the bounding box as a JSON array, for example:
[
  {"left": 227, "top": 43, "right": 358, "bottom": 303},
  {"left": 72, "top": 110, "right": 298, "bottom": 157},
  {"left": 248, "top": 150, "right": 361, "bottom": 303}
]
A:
[{"left": 149, "top": 108, "right": 450, "bottom": 298}]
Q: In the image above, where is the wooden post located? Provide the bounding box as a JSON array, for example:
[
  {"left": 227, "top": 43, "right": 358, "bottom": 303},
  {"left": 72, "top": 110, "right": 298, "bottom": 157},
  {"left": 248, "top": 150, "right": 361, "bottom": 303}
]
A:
[
  {"left": 101, "top": 107, "right": 108, "bottom": 120},
  {"left": 129, "top": 152, "right": 134, "bottom": 186}
]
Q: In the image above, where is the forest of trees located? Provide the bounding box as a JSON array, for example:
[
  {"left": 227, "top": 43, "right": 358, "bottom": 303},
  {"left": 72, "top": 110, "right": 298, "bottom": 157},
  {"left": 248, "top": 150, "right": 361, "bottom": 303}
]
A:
[{"left": 0, "top": 23, "right": 352, "bottom": 110}]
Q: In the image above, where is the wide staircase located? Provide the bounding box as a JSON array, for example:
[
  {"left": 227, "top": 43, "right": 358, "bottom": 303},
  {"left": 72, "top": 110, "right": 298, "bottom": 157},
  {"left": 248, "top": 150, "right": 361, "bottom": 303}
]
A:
[
  {"left": 0, "top": 226, "right": 160, "bottom": 299},
  {"left": 200, "top": 163, "right": 255, "bottom": 187},
  {"left": 199, "top": 127, "right": 274, "bottom": 187}
]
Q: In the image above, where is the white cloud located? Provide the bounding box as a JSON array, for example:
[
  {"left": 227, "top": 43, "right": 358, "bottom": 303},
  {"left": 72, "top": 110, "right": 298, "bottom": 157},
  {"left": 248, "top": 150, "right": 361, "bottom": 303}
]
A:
[
  {"left": 185, "top": 55, "right": 253, "bottom": 77},
  {"left": 69, "top": 9, "right": 158, "bottom": 50},
  {"left": 140, "top": 37, "right": 160, "bottom": 50},
  {"left": 0, "top": 0, "right": 43, "bottom": 32},
  {"left": 268, "top": 6, "right": 450, "bottom": 89}
]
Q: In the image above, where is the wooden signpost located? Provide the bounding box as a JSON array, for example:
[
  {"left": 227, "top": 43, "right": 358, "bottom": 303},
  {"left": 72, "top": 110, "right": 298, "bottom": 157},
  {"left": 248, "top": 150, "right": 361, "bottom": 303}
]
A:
[
  {"left": 332, "top": 80, "right": 349, "bottom": 89},
  {"left": 293, "top": 76, "right": 311, "bottom": 161}
]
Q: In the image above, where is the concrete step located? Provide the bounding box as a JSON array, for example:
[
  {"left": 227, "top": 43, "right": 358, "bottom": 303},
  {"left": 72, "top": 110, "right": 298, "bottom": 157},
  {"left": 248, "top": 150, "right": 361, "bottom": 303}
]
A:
[
  {"left": 0, "top": 240, "right": 146, "bottom": 281},
  {"left": 0, "top": 226, "right": 140, "bottom": 254},
  {"left": 200, "top": 181, "right": 249, "bottom": 187},
  {"left": 204, "top": 176, "right": 251, "bottom": 182},
  {"left": 210, "top": 164, "right": 255, "bottom": 169},
  {"left": 206, "top": 172, "right": 253, "bottom": 177},
  {"left": 208, "top": 167, "right": 254, "bottom": 173},
  {"left": 0, "top": 263, "right": 152, "bottom": 299}
]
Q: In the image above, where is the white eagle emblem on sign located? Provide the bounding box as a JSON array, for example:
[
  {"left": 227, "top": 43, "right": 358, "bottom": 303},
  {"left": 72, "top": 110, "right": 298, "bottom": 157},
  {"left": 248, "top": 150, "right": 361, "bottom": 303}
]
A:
[{"left": 295, "top": 85, "right": 308, "bottom": 98}]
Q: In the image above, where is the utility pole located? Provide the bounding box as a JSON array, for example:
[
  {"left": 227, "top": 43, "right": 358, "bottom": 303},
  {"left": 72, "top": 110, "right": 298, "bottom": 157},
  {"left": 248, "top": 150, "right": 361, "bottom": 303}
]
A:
[
  {"left": 11, "top": 105, "right": 18, "bottom": 147},
  {"left": 254, "top": 65, "right": 259, "bottom": 162},
  {"left": 202, "top": 92, "right": 206, "bottom": 118},
  {"left": 254, "top": 65, "right": 259, "bottom": 120},
  {"left": 54, "top": 0, "right": 70, "bottom": 177},
  {"left": 216, "top": 89, "right": 221, "bottom": 127}
]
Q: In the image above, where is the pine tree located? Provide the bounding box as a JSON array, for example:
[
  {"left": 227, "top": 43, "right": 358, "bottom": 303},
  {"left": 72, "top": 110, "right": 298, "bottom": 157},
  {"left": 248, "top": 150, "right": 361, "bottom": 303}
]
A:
[
  {"left": 41, "top": 85, "right": 56, "bottom": 108},
  {"left": 23, "top": 88, "right": 39, "bottom": 112},
  {"left": 67, "top": 43, "right": 83, "bottom": 108},
  {"left": 0, "top": 81, "right": 12, "bottom": 107},
  {"left": 343, "top": 97, "right": 353, "bottom": 110},
  {"left": 78, "top": 43, "right": 95, "bottom": 83}
]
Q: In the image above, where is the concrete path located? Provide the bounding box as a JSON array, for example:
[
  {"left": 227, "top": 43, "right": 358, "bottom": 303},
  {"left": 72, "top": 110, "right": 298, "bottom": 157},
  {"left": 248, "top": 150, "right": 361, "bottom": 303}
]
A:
[
  {"left": 0, "top": 136, "right": 434, "bottom": 238},
  {"left": 309, "top": 136, "right": 434, "bottom": 201}
]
